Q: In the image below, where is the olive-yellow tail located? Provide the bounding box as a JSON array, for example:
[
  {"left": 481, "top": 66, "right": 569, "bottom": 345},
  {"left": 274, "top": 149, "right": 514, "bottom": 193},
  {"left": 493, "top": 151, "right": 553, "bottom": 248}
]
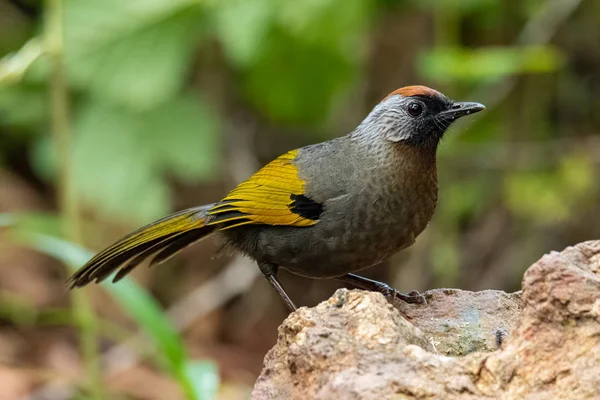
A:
[
  {"left": 68, "top": 149, "right": 323, "bottom": 290},
  {"left": 67, "top": 205, "right": 215, "bottom": 288}
]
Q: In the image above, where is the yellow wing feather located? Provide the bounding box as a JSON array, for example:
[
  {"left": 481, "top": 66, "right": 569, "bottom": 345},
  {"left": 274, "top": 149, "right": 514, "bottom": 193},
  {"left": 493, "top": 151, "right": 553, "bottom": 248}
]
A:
[
  {"left": 67, "top": 151, "right": 319, "bottom": 287},
  {"left": 207, "top": 150, "right": 319, "bottom": 229}
]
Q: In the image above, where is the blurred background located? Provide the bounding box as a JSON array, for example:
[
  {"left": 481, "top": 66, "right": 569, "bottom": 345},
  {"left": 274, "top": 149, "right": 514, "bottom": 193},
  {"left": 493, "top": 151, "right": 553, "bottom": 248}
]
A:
[{"left": 1, "top": 0, "right": 599, "bottom": 398}]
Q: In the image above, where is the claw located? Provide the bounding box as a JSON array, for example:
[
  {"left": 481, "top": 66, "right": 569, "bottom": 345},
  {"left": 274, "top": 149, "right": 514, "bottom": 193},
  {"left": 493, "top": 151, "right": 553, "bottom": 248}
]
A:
[
  {"left": 336, "top": 274, "right": 428, "bottom": 306},
  {"left": 404, "top": 290, "right": 427, "bottom": 305},
  {"left": 375, "top": 283, "right": 427, "bottom": 305}
]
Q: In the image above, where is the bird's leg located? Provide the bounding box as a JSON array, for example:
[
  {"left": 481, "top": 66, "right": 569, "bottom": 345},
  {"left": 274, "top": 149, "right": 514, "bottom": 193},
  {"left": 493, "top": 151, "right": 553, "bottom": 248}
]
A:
[
  {"left": 337, "top": 273, "right": 426, "bottom": 305},
  {"left": 258, "top": 262, "right": 298, "bottom": 312}
]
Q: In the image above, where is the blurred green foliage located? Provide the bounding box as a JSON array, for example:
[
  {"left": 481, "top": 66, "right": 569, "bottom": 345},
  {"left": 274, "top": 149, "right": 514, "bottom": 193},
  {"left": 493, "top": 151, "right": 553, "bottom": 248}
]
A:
[
  {"left": 64, "top": 0, "right": 204, "bottom": 110},
  {"left": 1, "top": 0, "right": 596, "bottom": 289},
  {"left": 0, "top": 0, "right": 377, "bottom": 223},
  {"left": 419, "top": 46, "right": 565, "bottom": 83},
  {"left": 505, "top": 154, "right": 594, "bottom": 223},
  {"left": 3, "top": 214, "right": 219, "bottom": 399},
  {"left": 1, "top": 0, "right": 599, "bottom": 396}
]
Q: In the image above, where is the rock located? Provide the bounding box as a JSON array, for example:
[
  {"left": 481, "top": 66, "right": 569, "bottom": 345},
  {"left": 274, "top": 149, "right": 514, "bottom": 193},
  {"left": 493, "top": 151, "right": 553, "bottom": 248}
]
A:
[
  {"left": 252, "top": 241, "right": 600, "bottom": 400},
  {"left": 392, "top": 288, "right": 521, "bottom": 356}
]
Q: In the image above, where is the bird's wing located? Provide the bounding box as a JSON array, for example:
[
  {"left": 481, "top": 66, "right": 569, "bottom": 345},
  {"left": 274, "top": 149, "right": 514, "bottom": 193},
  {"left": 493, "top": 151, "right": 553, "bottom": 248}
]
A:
[{"left": 207, "top": 150, "right": 323, "bottom": 229}]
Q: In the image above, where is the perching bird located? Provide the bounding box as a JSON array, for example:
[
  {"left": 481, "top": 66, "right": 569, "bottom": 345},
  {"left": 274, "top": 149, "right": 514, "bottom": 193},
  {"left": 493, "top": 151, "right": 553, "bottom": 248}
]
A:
[{"left": 68, "top": 86, "right": 485, "bottom": 311}]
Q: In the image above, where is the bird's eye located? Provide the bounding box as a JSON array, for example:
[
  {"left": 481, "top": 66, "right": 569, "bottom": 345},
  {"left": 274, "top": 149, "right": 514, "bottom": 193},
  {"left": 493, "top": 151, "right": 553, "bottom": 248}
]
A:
[{"left": 407, "top": 102, "right": 424, "bottom": 117}]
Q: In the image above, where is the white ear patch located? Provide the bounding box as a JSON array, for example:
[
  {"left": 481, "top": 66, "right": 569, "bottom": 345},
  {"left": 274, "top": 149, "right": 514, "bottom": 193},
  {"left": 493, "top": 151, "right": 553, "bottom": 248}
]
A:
[
  {"left": 378, "top": 98, "right": 413, "bottom": 143},
  {"left": 385, "top": 131, "right": 412, "bottom": 142}
]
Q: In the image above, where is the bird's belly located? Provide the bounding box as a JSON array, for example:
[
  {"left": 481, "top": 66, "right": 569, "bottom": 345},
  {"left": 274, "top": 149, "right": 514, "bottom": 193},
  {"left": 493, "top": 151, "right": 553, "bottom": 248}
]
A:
[
  {"left": 222, "top": 192, "right": 435, "bottom": 278},
  {"left": 263, "top": 214, "right": 427, "bottom": 278},
  {"left": 275, "top": 226, "right": 414, "bottom": 278}
]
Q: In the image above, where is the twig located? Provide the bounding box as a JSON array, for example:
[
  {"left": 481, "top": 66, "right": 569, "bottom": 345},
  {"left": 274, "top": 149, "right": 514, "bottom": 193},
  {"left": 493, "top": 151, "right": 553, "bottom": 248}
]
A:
[{"left": 45, "top": 0, "right": 103, "bottom": 398}]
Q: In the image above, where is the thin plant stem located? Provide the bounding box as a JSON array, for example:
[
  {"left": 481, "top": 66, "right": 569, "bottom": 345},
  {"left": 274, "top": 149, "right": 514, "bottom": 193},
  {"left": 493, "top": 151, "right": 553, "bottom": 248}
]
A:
[{"left": 45, "top": 0, "right": 103, "bottom": 398}]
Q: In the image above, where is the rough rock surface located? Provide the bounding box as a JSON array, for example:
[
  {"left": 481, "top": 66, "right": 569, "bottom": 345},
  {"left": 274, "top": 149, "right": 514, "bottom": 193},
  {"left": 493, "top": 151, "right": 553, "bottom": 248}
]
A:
[
  {"left": 252, "top": 241, "right": 600, "bottom": 399},
  {"left": 391, "top": 288, "right": 521, "bottom": 356}
]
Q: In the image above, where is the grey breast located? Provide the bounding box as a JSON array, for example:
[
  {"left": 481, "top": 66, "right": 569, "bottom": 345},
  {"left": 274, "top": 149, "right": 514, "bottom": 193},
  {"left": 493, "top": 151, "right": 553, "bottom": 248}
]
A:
[
  {"left": 222, "top": 136, "right": 438, "bottom": 279},
  {"left": 274, "top": 137, "right": 437, "bottom": 278}
]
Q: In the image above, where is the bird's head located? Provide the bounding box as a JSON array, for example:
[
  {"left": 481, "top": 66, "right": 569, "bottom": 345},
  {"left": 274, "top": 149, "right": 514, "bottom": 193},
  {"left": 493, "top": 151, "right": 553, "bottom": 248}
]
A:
[{"left": 356, "top": 85, "right": 485, "bottom": 149}]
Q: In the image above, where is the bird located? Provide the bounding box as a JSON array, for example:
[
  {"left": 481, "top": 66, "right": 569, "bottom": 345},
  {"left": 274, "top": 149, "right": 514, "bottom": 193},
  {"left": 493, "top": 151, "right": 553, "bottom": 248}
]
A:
[{"left": 67, "top": 85, "right": 485, "bottom": 311}]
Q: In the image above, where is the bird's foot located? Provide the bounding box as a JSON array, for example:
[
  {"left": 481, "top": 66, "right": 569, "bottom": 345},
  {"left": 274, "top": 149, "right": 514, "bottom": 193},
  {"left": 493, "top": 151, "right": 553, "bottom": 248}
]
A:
[
  {"left": 335, "top": 274, "right": 427, "bottom": 305},
  {"left": 376, "top": 284, "right": 427, "bottom": 305}
]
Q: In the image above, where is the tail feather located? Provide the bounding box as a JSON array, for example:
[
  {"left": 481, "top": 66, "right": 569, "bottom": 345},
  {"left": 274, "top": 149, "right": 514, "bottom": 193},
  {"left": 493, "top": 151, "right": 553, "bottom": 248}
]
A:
[
  {"left": 111, "top": 227, "right": 212, "bottom": 283},
  {"left": 67, "top": 205, "right": 216, "bottom": 288},
  {"left": 86, "top": 235, "right": 175, "bottom": 284},
  {"left": 114, "top": 226, "right": 211, "bottom": 283},
  {"left": 147, "top": 228, "right": 210, "bottom": 268},
  {"left": 116, "top": 233, "right": 181, "bottom": 278}
]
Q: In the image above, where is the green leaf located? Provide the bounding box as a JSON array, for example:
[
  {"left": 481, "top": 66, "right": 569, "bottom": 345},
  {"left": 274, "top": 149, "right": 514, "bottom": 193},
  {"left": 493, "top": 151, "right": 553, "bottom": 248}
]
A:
[
  {"left": 0, "top": 38, "right": 44, "bottom": 86},
  {"left": 30, "top": 135, "right": 57, "bottom": 183},
  {"left": 145, "top": 95, "right": 221, "bottom": 183},
  {"left": 418, "top": 46, "right": 565, "bottom": 83},
  {"left": 244, "top": 31, "right": 356, "bottom": 124},
  {"left": 7, "top": 228, "right": 219, "bottom": 398},
  {"left": 72, "top": 101, "right": 170, "bottom": 222},
  {"left": 443, "top": 179, "right": 486, "bottom": 220},
  {"left": 559, "top": 154, "right": 594, "bottom": 195},
  {"left": 10, "top": 233, "right": 185, "bottom": 366},
  {"left": 68, "top": 94, "right": 220, "bottom": 224},
  {"left": 504, "top": 171, "right": 567, "bottom": 223},
  {"left": 212, "top": 0, "right": 274, "bottom": 67},
  {"left": 411, "top": 0, "right": 498, "bottom": 13},
  {"left": 0, "top": 84, "right": 47, "bottom": 129},
  {"left": 0, "top": 213, "right": 18, "bottom": 227},
  {"left": 0, "top": 212, "right": 63, "bottom": 236},
  {"left": 65, "top": 0, "right": 204, "bottom": 110},
  {"left": 278, "top": 0, "right": 372, "bottom": 60},
  {"left": 182, "top": 360, "right": 220, "bottom": 400},
  {"left": 216, "top": 0, "right": 373, "bottom": 124},
  {"left": 211, "top": 0, "right": 373, "bottom": 70},
  {"left": 503, "top": 154, "right": 593, "bottom": 224},
  {"left": 104, "top": 267, "right": 187, "bottom": 369}
]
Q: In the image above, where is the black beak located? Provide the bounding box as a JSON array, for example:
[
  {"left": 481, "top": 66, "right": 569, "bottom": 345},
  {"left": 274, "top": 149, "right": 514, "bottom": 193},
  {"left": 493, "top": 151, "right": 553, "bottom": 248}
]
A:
[{"left": 440, "top": 101, "right": 486, "bottom": 120}]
